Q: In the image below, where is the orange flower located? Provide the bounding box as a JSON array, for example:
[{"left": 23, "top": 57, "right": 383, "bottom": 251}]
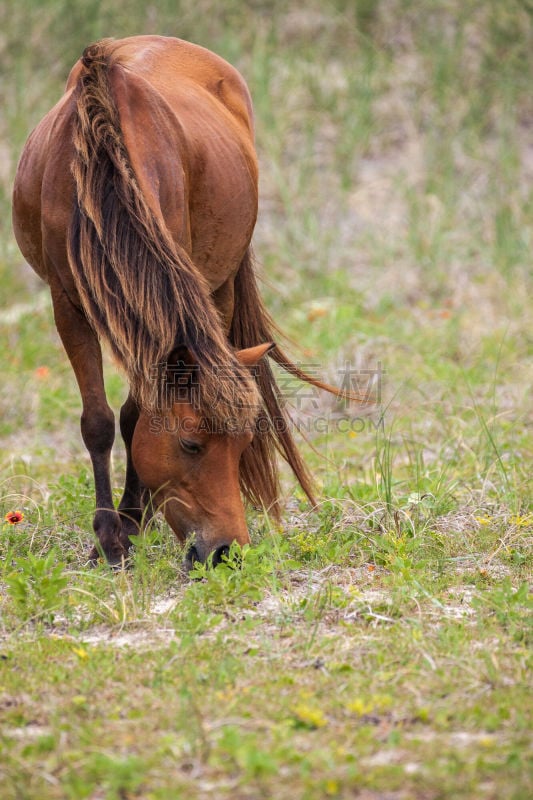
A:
[
  {"left": 35, "top": 366, "right": 50, "bottom": 380},
  {"left": 5, "top": 510, "right": 24, "bottom": 525}
]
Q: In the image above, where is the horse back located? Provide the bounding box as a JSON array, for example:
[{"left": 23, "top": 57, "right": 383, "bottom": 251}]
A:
[
  {"left": 13, "top": 36, "right": 258, "bottom": 294},
  {"left": 66, "top": 35, "right": 256, "bottom": 139},
  {"left": 106, "top": 36, "right": 259, "bottom": 286}
]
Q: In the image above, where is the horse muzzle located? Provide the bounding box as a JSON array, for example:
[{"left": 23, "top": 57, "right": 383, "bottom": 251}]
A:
[{"left": 183, "top": 531, "right": 249, "bottom": 572}]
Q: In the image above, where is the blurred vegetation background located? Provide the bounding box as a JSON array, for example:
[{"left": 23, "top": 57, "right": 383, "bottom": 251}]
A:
[{"left": 1, "top": 0, "right": 532, "bottom": 505}]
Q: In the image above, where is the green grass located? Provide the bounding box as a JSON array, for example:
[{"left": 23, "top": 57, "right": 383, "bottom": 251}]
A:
[{"left": 1, "top": 1, "right": 532, "bottom": 798}]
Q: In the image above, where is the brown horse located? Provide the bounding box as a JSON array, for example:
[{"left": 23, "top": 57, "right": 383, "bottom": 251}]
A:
[{"left": 12, "top": 36, "right": 343, "bottom": 568}]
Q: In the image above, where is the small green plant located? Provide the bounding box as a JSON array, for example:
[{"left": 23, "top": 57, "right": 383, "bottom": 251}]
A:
[
  {"left": 6, "top": 549, "right": 68, "bottom": 622},
  {"left": 64, "top": 752, "right": 147, "bottom": 800},
  {"left": 186, "top": 540, "right": 274, "bottom": 608},
  {"left": 215, "top": 725, "right": 279, "bottom": 778},
  {"left": 473, "top": 579, "right": 532, "bottom": 643}
]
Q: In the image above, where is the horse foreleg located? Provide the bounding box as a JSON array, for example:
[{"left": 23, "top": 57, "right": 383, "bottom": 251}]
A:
[
  {"left": 51, "top": 285, "right": 125, "bottom": 565},
  {"left": 117, "top": 392, "right": 149, "bottom": 546}
]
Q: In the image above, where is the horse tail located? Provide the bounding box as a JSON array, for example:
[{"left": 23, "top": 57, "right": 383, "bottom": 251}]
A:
[
  {"left": 230, "top": 249, "right": 364, "bottom": 514},
  {"left": 228, "top": 248, "right": 315, "bottom": 514},
  {"left": 67, "top": 39, "right": 257, "bottom": 420}
]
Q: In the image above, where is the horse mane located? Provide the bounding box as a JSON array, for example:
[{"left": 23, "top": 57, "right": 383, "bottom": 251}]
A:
[{"left": 67, "top": 39, "right": 258, "bottom": 426}]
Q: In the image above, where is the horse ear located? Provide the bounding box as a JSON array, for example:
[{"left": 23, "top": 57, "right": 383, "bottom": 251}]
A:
[
  {"left": 168, "top": 346, "right": 197, "bottom": 367},
  {"left": 236, "top": 343, "right": 275, "bottom": 367}
]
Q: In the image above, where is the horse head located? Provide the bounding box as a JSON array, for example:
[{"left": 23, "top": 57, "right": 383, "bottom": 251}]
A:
[{"left": 131, "top": 343, "right": 274, "bottom": 568}]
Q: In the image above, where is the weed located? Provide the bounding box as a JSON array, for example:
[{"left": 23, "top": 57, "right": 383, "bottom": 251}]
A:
[{"left": 5, "top": 549, "right": 68, "bottom": 623}]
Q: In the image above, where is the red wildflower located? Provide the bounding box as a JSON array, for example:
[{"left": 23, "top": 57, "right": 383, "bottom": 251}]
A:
[
  {"left": 35, "top": 366, "right": 50, "bottom": 380},
  {"left": 5, "top": 510, "right": 24, "bottom": 525}
]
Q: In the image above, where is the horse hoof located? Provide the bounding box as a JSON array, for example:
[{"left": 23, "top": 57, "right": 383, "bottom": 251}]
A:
[
  {"left": 86, "top": 544, "right": 131, "bottom": 570},
  {"left": 86, "top": 545, "right": 101, "bottom": 567}
]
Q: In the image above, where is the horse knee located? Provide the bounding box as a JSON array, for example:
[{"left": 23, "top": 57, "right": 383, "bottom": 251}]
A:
[{"left": 81, "top": 404, "right": 115, "bottom": 453}]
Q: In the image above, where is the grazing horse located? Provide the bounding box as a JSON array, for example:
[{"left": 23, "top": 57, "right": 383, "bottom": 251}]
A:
[{"left": 12, "top": 36, "right": 339, "bottom": 567}]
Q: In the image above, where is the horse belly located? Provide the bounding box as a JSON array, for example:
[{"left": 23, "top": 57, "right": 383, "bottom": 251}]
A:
[{"left": 182, "top": 110, "right": 258, "bottom": 290}]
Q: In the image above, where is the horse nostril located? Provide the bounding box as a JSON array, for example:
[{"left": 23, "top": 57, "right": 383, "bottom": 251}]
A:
[
  {"left": 186, "top": 544, "right": 200, "bottom": 568},
  {"left": 185, "top": 542, "right": 233, "bottom": 571},
  {"left": 212, "top": 544, "right": 230, "bottom": 567}
]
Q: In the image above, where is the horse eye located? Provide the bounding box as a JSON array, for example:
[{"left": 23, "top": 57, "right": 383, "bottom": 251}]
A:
[{"left": 180, "top": 439, "right": 202, "bottom": 455}]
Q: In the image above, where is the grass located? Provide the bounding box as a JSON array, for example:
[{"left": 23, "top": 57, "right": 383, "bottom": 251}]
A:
[{"left": 1, "top": 0, "right": 532, "bottom": 798}]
